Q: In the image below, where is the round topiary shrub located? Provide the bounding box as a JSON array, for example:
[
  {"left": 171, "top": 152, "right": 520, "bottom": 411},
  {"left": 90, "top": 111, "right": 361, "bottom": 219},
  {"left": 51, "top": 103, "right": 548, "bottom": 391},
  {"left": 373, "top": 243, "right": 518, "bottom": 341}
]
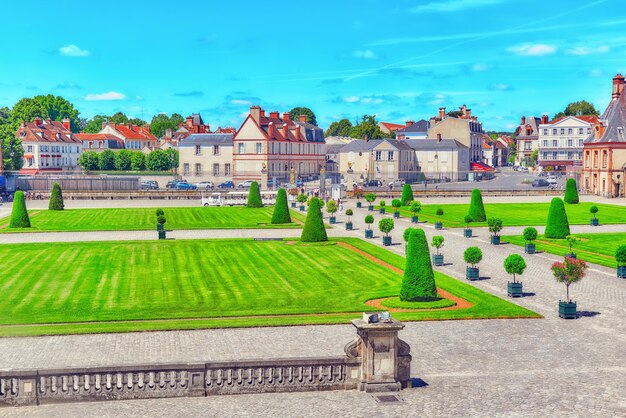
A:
[
  {"left": 48, "top": 182, "right": 64, "bottom": 211},
  {"left": 523, "top": 227, "right": 538, "bottom": 243},
  {"left": 271, "top": 188, "right": 291, "bottom": 224},
  {"left": 400, "top": 229, "right": 437, "bottom": 301},
  {"left": 590, "top": 205, "right": 599, "bottom": 218},
  {"left": 401, "top": 183, "right": 414, "bottom": 206},
  {"left": 545, "top": 197, "right": 570, "bottom": 239},
  {"left": 468, "top": 189, "right": 486, "bottom": 221},
  {"left": 436, "top": 208, "right": 444, "bottom": 216},
  {"left": 378, "top": 218, "right": 394, "bottom": 236},
  {"left": 246, "top": 181, "right": 264, "bottom": 208},
  {"left": 564, "top": 178, "right": 579, "bottom": 204},
  {"left": 9, "top": 191, "right": 31, "bottom": 228},
  {"left": 156, "top": 208, "right": 165, "bottom": 217},
  {"left": 464, "top": 246, "right": 483, "bottom": 267},
  {"left": 297, "top": 193, "right": 308, "bottom": 204},
  {"left": 364, "top": 214, "right": 374, "bottom": 228},
  {"left": 504, "top": 254, "right": 527, "bottom": 283},
  {"left": 300, "top": 197, "right": 327, "bottom": 242},
  {"left": 157, "top": 215, "right": 166, "bottom": 225},
  {"left": 365, "top": 193, "right": 376, "bottom": 203},
  {"left": 615, "top": 244, "right": 626, "bottom": 266}
]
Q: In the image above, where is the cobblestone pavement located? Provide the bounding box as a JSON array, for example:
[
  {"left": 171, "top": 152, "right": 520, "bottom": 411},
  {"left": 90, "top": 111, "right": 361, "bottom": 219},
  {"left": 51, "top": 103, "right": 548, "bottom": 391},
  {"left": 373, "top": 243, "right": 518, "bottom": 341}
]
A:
[{"left": 0, "top": 199, "right": 625, "bottom": 416}]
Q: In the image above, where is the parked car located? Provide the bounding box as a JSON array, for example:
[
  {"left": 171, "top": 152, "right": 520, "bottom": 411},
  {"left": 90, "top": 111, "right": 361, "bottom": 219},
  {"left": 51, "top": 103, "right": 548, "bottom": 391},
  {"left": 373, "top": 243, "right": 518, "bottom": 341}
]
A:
[
  {"left": 532, "top": 179, "right": 551, "bottom": 187},
  {"left": 196, "top": 181, "right": 214, "bottom": 190},
  {"left": 175, "top": 182, "right": 197, "bottom": 190},
  {"left": 140, "top": 181, "right": 159, "bottom": 190},
  {"left": 166, "top": 180, "right": 183, "bottom": 189},
  {"left": 365, "top": 180, "right": 383, "bottom": 187},
  {"left": 546, "top": 176, "right": 558, "bottom": 185},
  {"left": 238, "top": 180, "right": 255, "bottom": 188},
  {"left": 389, "top": 179, "right": 405, "bottom": 187},
  {"left": 218, "top": 180, "right": 235, "bottom": 189}
]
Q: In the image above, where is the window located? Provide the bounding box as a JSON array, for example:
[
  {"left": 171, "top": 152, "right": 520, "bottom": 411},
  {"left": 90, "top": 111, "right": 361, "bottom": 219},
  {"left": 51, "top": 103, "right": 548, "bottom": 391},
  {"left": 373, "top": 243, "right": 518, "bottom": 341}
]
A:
[
  {"left": 593, "top": 151, "right": 598, "bottom": 167},
  {"left": 27, "top": 145, "right": 33, "bottom": 152},
  {"left": 552, "top": 128, "right": 557, "bottom": 135},
  {"left": 213, "top": 145, "right": 219, "bottom": 155},
  {"left": 542, "top": 152, "right": 548, "bottom": 160},
  {"left": 560, "top": 128, "right": 565, "bottom": 135},
  {"left": 387, "top": 151, "right": 394, "bottom": 161},
  {"left": 587, "top": 128, "right": 592, "bottom": 134},
  {"left": 568, "top": 128, "right": 573, "bottom": 135},
  {"left": 183, "top": 163, "right": 190, "bottom": 175},
  {"left": 567, "top": 139, "right": 573, "bottom": 147},
  {"left": 225, "top": 163, "right": 231, "bottom": 176},
  {"left": 578, "top": 128, "right": 584, "bottom": 135},
  {"left": 524, "top": 142, "right": 531, "bottom": 151},
  {"left": 27, "top": 157, "right": 33, "bottom": 167},
  {"left": 195, "top": 145, "right": 201, "bottom": 155},
  {"left": 238, "top": 143, "right": 245, "bottom": 154},
  {"left": 552, "top": 151, "right": 557, "bottom": 160},
  {"left": 543, "top": 129, "right": 548, "bottom": 135},
  {"left": 256, "top": 143, "right": 262, "bottom": 154},
  {"left": 578, "top": 139, "right": 584, "bottom": 147},
  {"left": 602, "top": 150, "right": 608, "bottom": 168},
  {"left": 375, "top": 151, "right": 382, "bottom": 161},
  {"left": 567, "top": 152, "right": 573, "bottom": 160},
  {"left": 213, "top": 163, "right": 219, "bottom": 176},
  {"left": 585, "top": 151, "right": 590, "bottom": 167},
  {"left": 542, "top": 140, "right": 548, "bottom": 147},
  {"left": 195, "top": 163, "right": 203, "bottom": 176},
  {"left": 552, "top": 140, "right": 558, "bottom": 147}
]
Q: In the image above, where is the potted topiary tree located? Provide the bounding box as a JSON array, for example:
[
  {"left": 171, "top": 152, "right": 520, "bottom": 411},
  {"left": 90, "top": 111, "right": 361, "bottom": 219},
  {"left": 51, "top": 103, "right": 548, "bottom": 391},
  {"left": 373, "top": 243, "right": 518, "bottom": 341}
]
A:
[
  {"left": 565, "top": 235, "right": 578, "bottom": 259},
  {"left": 379, "top": 200, "right": 386, "bottom": 214},
  {"left": 379, "top": 218, "right": 394, "bottom": 246},
  {"left": 523, "top": 227, "right": 538, "bottom": 254},
  {"left": 326, "top": 200, "right": 338, "bottom": 224},
  {"left": 345, "top": 209, "right": 354, "bottom": 230},
  {"left": 590, "top": 205, "right": 599, "bottom": 226},
  {"left": 552, "top": 257, "right": 587, "bottom": 319},
  {"left": 435, "top": 208, "right": 444, "bottom": 230},
  {"left": 504, "top": 254, "right": 526, "bottom": 297},
  {"left": 365, "top": 192, "right": 376, "bottom": 211},
  {"left": 364, "top": 214, "right": 375, "bottom": 238},
  {"left": 615, "top": 244, "right": 626, "bottom": 278},
  {"left": 431, "top": 236, "right": 444, "bottom": 266},
  {"left": 156, "top": 209, "right": 165, "bottom": 231},
  {"left": 392, "top": 199, "right": 402, "bottom": 218},
  {"left": 297, "top": 193, "right": 308, "bottom": 211},
  {"left": 355, "top": 190, "right": 364, "bottom": 208},
  {"left": 463, "top": 215, "right": 473, "bottom": 238},
  {"left": 410, "top": 201, "right": 421, "bottom": 223},
  {"left": 157, "top": 214, "right": 167, "bottom": 239},
  {"left": 464, "top": 246, "right": 482, "bottom": 280},
  {"left": 488, "top": 217, "right": 503, "bottom": 245},
  {"left": 288, "top": 188, "right": 299, "bottom": 208}
]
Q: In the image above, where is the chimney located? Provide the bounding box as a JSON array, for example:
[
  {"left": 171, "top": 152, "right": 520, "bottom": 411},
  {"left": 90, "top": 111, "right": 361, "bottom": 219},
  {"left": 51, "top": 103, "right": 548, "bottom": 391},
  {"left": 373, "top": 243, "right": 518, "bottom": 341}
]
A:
[
  {"left": 270, "top": 111, "right": 279, "bottom": 119},
  {"left": 465, "top": 108, "right": 471, "bottom": 119},
  {"left": 62, "top": 118, "right": 71, "bottom": 131},
  {"left": 186, "top": 116, "right": 193, "bottom": 128},
  {"left": 282, "top": 123, "right": 288, "bottom": 138},
  {"left": 405, "top": 120, "right": 414, "bottom": 127},
  {"left": 460, "top": 104, "right": 467, "bottom": 117},
  {"left": 34, "top": 117, "right": 43, "bottom": 126},
  {"left": 293, "top": 125, "right": 300, "bottom": 140},
  {"left": 364, "top": 134, "right": 369, "bottom": 142},
  {"left": 437, "top": 133, "right": 442, "bottom": 142},
  {"left": 612, "top": 73, "right": 625, "bottom": 99},
  {"left": 250, "top": 106, "right": 261, "bottom": 123},
  {"left": 268, "top": 122, "right": 275, "bottom": 138},
  {"left": 299, "top": 115, "right": 307, "bottom": 123},
  {"left": 542, "top": 114, "right": 549, "bottom": 124},
  {"left": 260, "top": 109, "right": 265, "bottom": 118},
  {"left": 521, "top": 116, "right": 526, "bottom": 125},
  {"left": 283, "top": 112, "right": 291, "bottom": 121},
  {"left": 165, "top": 128, "right": 172, "bottom": 138},
  {"left": 438, "top": 107, "right": 446, "bottom": 120}
]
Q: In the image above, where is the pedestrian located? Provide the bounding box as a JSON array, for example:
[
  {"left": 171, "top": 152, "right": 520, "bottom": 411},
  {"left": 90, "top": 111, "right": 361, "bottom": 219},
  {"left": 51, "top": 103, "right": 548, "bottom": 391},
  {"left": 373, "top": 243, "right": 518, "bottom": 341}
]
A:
[{"left": 339, "top": 203, "right": 344, "bottom": 213}]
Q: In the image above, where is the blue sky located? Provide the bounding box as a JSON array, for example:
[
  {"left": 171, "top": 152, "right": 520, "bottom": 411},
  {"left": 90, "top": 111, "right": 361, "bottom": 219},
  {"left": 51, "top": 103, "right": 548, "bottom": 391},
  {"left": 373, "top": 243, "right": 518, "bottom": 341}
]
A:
[{"left": 1, "top": 0, "right": 625, "bottom": 131}]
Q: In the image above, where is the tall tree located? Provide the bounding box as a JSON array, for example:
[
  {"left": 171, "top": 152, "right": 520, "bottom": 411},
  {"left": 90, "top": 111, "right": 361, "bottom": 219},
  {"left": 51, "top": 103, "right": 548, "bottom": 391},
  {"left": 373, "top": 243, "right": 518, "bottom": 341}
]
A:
[
  {"left": 288, "top": 107, "right": 317, "bottom": 126},
  {"left": 150, "top": 113, "right": 184, "bottom": 138},
  {"left": 146, "top": 149, "right": 171, "bottom": 171},
  {"left": 351, "top": 115, "right": 390, "bottom": 139},
  {"left": 325, "top": 118, "right": 353, "bottom": 137},
  {"left": 10, "top": 95, "right": 81, "bottom": 132},
  {"left": 554, "top": 100, "right": 600, "bottom": 119},
  {"left": 0, "top": 124, "right": 23, "bottom": 170},
  {"left": 109, "top": 112, "right": 129, "bottom": 125},
  {"left": 84, "top": 115, "right": 108, "bottom": 133}
]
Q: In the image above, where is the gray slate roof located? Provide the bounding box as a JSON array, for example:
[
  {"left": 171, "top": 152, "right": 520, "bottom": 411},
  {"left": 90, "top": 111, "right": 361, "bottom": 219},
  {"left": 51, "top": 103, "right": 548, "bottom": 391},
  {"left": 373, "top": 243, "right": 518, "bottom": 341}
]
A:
[
  {"left": 178, "top": 134, "right": 233, "bottom": 147},
  {"left": 397, "top": 119, "right": 429, "bottom": 134},
  {"left": 585, "top": 93, "right": 626, "bottom": 143},
  {"left": 405, "top": 139, "right": 468, "bottom": 150},
  {"left": 294, "top": 121, "right": 325, "bottom": 143},
  {"left": 339, "top": 138, "right": 414, "bottom": 152}
]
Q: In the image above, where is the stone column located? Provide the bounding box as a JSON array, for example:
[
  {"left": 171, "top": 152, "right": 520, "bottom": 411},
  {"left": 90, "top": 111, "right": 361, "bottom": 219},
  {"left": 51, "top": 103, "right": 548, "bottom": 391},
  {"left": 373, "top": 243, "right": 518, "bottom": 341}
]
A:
[{"left": 346, "top": 317, "right": 411, "bottom": 393}]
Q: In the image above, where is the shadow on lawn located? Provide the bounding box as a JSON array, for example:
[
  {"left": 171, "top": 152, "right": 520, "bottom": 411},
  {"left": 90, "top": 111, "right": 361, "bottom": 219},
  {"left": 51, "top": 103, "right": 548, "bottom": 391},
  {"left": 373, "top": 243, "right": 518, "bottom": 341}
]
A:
[
  {"left": 409, "top": 378, "right": 429, "bottom": 388},
  {"left": 521, "top": 292, "right": 536, "bottom": 297},
  {"left": 578, "top": 311, "right": 601, "bottom": 318}
]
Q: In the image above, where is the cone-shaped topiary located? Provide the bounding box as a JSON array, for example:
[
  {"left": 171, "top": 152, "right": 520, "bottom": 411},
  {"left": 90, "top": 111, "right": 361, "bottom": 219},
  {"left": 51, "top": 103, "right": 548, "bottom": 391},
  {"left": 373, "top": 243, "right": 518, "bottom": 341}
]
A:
[
  {"left": 545, "top": 197, "right": 570, "bottom": 238},
  {"left": 468, "top": 189, "right": 486, "bottom": 221},
  {"left": 300, "top": 197, "right": 327, "bottom": 242},
  {"left": 400, "top": 229, "right": 437, "bottom": 301},
  {"left": 401, "top": 183, "right": 414, "bottom": 205},
  {"left": 10, "top": 191, "right": 31, "bottom": 228},
  {"left": 271, "top": 188, "right": 291, "bottom": 224},
  {"left": 564, "top": 178, "right": 579, "bottom": 204},
  {"left": 246, "top": 181, "right": 263, "bottom": 208},
  {"left": 48, "top": 182, "right": 64, "bottom": 211}
]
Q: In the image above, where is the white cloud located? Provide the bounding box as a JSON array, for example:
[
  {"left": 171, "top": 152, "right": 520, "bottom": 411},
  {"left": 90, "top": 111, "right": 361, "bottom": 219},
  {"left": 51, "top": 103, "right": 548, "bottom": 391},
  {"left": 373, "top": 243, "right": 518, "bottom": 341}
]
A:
[
  {"left": 565, "top": 45, "right": 610, "bottom": 55},
  {"left": 352, "top": 50, "right": 378, "bottom": 60},
  {"left": 412, "top": 0, "right": 506, "bottom": 13},
  {"left": 490, "top": 83, "right": 510, "bottom": 91},
  {"left": 361, "top": 97, "right": 384, "bottom": 104},
  {"left": 505, "top": 123, "right": 517, "bottom": 130},
  {"left": 343, "top": 96, "right": 360, "bottom": 103},
  {"left": 230, "top": 99, "right": 253, "bottom": 105},
  {"left": 59, "top": 44, "right": 90, "bottom": 57},
  {"left": 589, "top": 69, "right": 605, "bottom": 77},
  {"left": 471, "top": 63, "right": 491, "bottom": 72},
  {"left": 85, "top": 91, "right": 126, "bottom": 101},
  {"left": 506, "top": 43, "right": 556, "bottom": 56}
]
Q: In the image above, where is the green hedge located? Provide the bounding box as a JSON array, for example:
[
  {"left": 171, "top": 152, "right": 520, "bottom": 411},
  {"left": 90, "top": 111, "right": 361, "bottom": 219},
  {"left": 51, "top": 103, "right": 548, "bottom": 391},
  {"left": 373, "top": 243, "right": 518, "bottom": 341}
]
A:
[
  {"left": 300, "top": 198, "right": 327, "bottom": 242},
  {"left": 10, "top": 191, "right": 31, "bottom": 228},
  {"left": 564, "top": 178, "right": 579, "bottom": 204},
  {"left": 246, "top": 181, "right": 263, "bottom": 208},
  {"left": 545, "top": 197, "right": 570, "bottom": 238},
  {"left": 401, "top": 184, "right": 414, "bottom": 205},
  {"left": 400, "top": 229, "right": 437, "bottom": 301},
  {"left": 48, "top": 182, "right": 64, "bottom": 211},
  {"left": 468, "top": 189, "right": 486, "bottom": 221},
  {"left": 271, "top": 188, "right": 292, "bottom": 224}
]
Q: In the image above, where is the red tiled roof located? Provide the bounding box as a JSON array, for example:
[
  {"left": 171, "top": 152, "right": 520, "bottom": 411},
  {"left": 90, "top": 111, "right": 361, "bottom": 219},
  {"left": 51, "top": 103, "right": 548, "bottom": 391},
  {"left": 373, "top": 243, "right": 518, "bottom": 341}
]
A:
[
  {"left": 380, "top": 122, "right": 405, "bottom": 131},
  {"left": 549, "top": 115, "right": 600, "bottom": 124},
  {"left": 16, "top": 119, "right": 80, "bottom": 143},
  {"left": 75, "top": 133, "right": 120, "bottom": 140},
  {"left": 113, "top": 124, "right": 158, "bottom": 141}
]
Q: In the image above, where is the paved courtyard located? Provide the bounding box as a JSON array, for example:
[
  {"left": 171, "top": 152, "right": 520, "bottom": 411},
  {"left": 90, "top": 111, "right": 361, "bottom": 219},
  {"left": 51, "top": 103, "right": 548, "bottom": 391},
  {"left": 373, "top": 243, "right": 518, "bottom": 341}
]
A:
[{"left": 0, "top": 198, "right": 624, "bottom": 417}]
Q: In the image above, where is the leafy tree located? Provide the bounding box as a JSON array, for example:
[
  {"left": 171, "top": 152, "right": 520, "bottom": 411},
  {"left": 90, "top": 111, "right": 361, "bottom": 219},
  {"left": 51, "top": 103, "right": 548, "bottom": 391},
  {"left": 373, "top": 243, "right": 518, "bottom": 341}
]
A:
[
  {"left": 400, "top": 229, "right": 437, "bottom": 301},
  {"left": 401, "top": 184, "right": 414, "bottom": 206},
  {"left": 403, "top": 227, "right": 418, "bottom": 243},
  {"left": 77, "top": 151, "right": 100, "bottom": 170},
  {"left": 410, "top": 201, "right": 422, "bottom": 216},
  {"left": 98, "top": 149, "right": 116, "bottom": 170},
  {"left": 590, "top": 205, "right": 599, "bottom": 219},
  {"left": 378, "top": 218, "right": 394, "bottom": 236},
  {"left": 109, "top": 112, "right": 130, "bottom": 125},
  {"left": 615, "top": 244, "right": 626, "bottom": 266},
  {"left": 129, "top": 117, "right": 147, "bottom": 126},
  {"left": 9, "top": 191, "right": 30, "bottom": 228},
  {"left": 530, "top": 149, "right": 538, "bottom": 165},
  {"left": 365, "top": 192, "right": 376, "bottom": 203},
  {"left": 325, "top": 118, "right": 353, "bottom": 137},
  {"left": 288, "top": 107, "right": 317, "bottom": 126},
  {"left": 150, "top": 113, "right": 184, "bottom": 138},
  {"left": 468, "top": 189, "right": 486, "bottom": 221},
  {"left": 10, "top": 95, "right": 81, "bottom": 132},
  {"left": 431, "top": 235, "right": 444, "bottom": 256},
  {"left": 350, "top": 115, "right": 391, "bottom": 139},
  {"left": 84, "top": 115, "right": 108, "bottom": 133},
  {"left": 48, "top": 182, "right": 64, "bottom": 211},
  {"left": 0, "top": 124, "right": 24, "bottom": 170},
  {"left": 165, "top": 148, "right": 179, "bottom": 169},
  {"left": 271, "top": 188, "right": 291, "bottom": 224},
  {"left": 146, "top": 149, "right": 171, "bottom": 171},
  {"left": 246, "top": 181, "right": 264, "bottom": 208},
  {"left": 487, "top": 217, "right": 503, "bottom": 237},
  {"left": 504, "top": 254, "right": 526, "bottom": 283},
  {"left": 564, "top": 178, "right": 579, "bottom": 204},
  {"left": 545, "top": 198, "right": 570, "bottom": 239},
  {"left": 156, "top": 208, "right": 164, "bottom": 217},
  {"left": 392, "top": 199, "right": 402, "bottom": 214},
  {"left": 554, "top": 100, "right": 599, "bottom": 119},
  {"left": 301, "top": 197, "right": 327, "bottom": 242},
  {"left": 157, "top": 215, "right": 166, "bottom": 225},
  {"left": 130, "top": 151, "right": 146, "bottom": 171},
  {"left": 114, "top": 149, "right": 132, "bottom": 171},
  {"left": 523, "top": 227, "right": 538, "bottom": 243},
  {"left": 326, "top": 199, "right": 338, "bottom": 215},
  {"left": 551, "top": 257, "right": 587, "bottom": 301},
  {"left": 464, "top": 247, "right": 483, "bottom": 267},
  {"left": 297, "top": 193, "right": 308, "bottom": 204},
  {"left": 364, "top": 214, "right": 374, "bottom": 229},
  {"left": 566, "top": 235, "right": 579, "bottom": 254}
]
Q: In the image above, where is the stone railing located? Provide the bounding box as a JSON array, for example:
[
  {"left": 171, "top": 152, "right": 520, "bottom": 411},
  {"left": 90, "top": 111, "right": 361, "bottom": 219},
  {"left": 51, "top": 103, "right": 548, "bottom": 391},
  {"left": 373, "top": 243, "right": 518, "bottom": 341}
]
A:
[{"left": 0, "top": 316, "right": 411, "bottom": 407}]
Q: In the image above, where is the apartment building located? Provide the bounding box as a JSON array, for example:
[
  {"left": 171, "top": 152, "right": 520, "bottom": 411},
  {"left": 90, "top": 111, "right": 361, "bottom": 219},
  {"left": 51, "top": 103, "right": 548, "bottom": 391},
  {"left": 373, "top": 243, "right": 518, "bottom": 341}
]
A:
[
  {"left": 178, "top": 134, "right": 233, "bottom": 183},
  {"left": 538, "top": 115, "right": 598, "bottom": 172}
]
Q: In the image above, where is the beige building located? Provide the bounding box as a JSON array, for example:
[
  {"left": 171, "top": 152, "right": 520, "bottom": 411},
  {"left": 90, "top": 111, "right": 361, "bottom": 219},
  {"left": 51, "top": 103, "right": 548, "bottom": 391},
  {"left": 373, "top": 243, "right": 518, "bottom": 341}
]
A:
[
  {"left": 515, "top": 116, "right": 544, "bottom": 165},
  {"left": 178, "top": 134, "right": 233, "bottom": 184},
  {"left": 405, "top": 139, "right": 469, "bottom": 181},
  {"left": 427, "top": 105, "right": 484, "bottom": 162},
  {"left": 338, "top": 139, "right": 417, "bottom": 186},
  {"left": 538, "top": 115, "right": 598, "bottom": 171}
]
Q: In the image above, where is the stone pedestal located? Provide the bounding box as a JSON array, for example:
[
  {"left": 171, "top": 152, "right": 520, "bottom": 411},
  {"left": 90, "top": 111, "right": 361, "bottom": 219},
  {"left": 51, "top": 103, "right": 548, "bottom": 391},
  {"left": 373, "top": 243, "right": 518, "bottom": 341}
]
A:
[{"left": 346, "top": 317, "right": 411, "bottom": 393}]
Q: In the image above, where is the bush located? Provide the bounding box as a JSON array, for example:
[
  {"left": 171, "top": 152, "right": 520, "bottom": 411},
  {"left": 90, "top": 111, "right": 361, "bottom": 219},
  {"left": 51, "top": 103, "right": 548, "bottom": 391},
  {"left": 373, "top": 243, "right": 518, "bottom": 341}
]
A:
[
  {"left": 523, "top": 227, "right": 538, "bottom": 243},
  {"left": 464, "top": 246, "right": 482, "bottom": 266},
  {"left": 564, "top": 178, "right": 579, "bottom": 204},
  {"left": 401, "top": 184, "right": 414, "bottom": 205},
  {"left": 436, "top": 208, "right": 444, "bottom": 216},
  {"left": 300, "top": 197, "right": 327, "bottom": 242},
  {"left": 545, "top": 197, "right": 570, "bottom": 239},
  {"left": 345, "top": 209, "right": 353, "bottom": 221},
  {"left": 379, "top": 200, "right": 386, "bottom": 207},
  {"left": 504, "top": 254, "right": 527, "bottom": 283},
  {"left": 9, "top": 191, "right": 30, "bottom": 228},
  {"left": 410, "top": 201, "right": 422, "bottom": 215},
  {"left": 326, "top": 200, "right": 338, "bottom": 215},
  {"left": 365, "top": 192, "right": 376, "bottom": 203},
  {"left": 364, "top": 214, "right": 374, "bottom": 229},
  {"left": 156, "top": 208, "right": 164, "bottom": 217},
  {"left": 48, "top": 182, "right": 64, "bottom": 211},
  {"left": 615, "top": 244, "right": 626, "bottom": 266},
  {"left": 488, "top": 217, "right": 503, "bottom": 237},
  {"left": 98, "top": 149, "right": 116, "bottom": 170},
  {"left": 464, "top": 215, "right": 473, "bottom": 227},
  {"left": 297, "top": 193, "right": 308, "bottom": 203},
  {"left": 590, "top": 205, "right": 599, "bottom": 218},
  {"left": 566, "top": 235, "right": 578, "bottom": 253},
  {"left": 403, "top": 227, "right": 417, "bottom": 242},
  {"left": 392, "top": 199, "right": 402, "bottom": 211},
  {"left": 246, "top": 181, "right": 264, "bottom": 208},
  {"left": 431, "top": 236, "right": 444, "bottom": 255},
  {"left": 468, "top": 189, "right": 486, "bottom": 221},
  {"left": 378, "top": 218, "right": 394, "bottom": 236},
  {"left": 400, "top": 229, "right": 437, "bottom": 301},
  {"left": 271, "top": 188, "right": 292, "bottom": 224},
  {"left": 157, "top": 215, "right": 166, "bottom": 225}
]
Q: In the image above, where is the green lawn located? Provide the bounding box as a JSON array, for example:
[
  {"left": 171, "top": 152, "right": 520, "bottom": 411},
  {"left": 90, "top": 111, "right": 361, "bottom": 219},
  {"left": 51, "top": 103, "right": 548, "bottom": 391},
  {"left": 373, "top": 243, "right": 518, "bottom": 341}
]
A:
[
  {"left": 0, "top": 207, "right": 305, "bottom": 232},
  {"left": 503, "top": 232, "right": 626, "bottom": 268},
  {"left": 390, "top": 202, "right": 626, "bottom": 228},
  {"left": 0, "top": 238, "right": 538, "bottom": 336}
]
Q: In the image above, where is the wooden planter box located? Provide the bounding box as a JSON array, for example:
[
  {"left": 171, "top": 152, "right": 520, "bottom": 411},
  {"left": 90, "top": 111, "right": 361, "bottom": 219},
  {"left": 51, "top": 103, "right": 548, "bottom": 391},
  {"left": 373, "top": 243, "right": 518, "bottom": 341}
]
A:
[
  {"left": 365, "top": 229, "right": 373, "bottom": 238},
  {"left": 356, "top": 201, "right": 362, "bottom": 208},
  {"left": 564, "top": 253, "right": 576, "bottom": 259},
  {"left": 617, "top": 265, "right": 626, "bottom": 278},
  {"left": 379, "top": 208, "right": 386, "bottom": 214},
  {"left": 559, "top": 300, "right": 577, "bottom": 319},
  {"left": 590, "top": 218, "right": 599, "bottom": 226},
  {"left": 382, "top": 236, "right": 392, "bottom": 246},
  {"left": 299, "top": 205, "right": 305, "bottom": 211},
  {"left": 345, "top": 222, "right": 353, "bottom": 231},
  {"left": 158, "top": 230, "right": 166, "bottom": 240},
  {"left": 368, "top": 205, "right": 374, "bottom": 211},
  {"left": 524, "top": 243, "right": 535, "bottom": 254},
  {"left": 329, "top": 216, "right": 336, "bottom": 224},
  {"left": 411, "top": 216, "right": 418, "bottom": 223},
  {"left": 464, "top": 228, "right": 472, "bottom": 238},
  {"left": 466, "top": 267, "right": 479, "bottom": 280},
  {"left": 507, "top": 281, "right": 523, "bottom": 297},
  {"left": 157, "top": 224, "right": 164, "bottom": 232},
  {"left": 491, "top": 235, "right": 501, "bottom": 245},
  {"left": 432, "top": 254, "right": 444, "bottom": 266},
  {"left": 291, "top": 202, "right": 296, "bottom": 208},
  {"left": 393, "top": 212, "right": 400, "bottom": 218},
  {"left": 435, "top": 222, "right": 443, "bottom": 230}
]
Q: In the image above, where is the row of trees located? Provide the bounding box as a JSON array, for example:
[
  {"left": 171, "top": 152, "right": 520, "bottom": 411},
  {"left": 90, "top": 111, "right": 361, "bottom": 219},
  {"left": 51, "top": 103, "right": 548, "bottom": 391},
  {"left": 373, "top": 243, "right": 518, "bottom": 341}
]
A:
[
  {"left": 77, "top": 149, "right": 179, "bottom": 172},
  {"left": 325, "top": 115, "right": 394, "bottom": 139}
]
